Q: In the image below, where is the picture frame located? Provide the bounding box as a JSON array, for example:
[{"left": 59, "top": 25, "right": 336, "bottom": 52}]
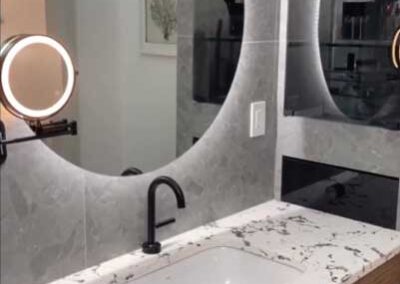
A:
[{"left": 141, "top": 0, "right": 177, "bottom": 57}]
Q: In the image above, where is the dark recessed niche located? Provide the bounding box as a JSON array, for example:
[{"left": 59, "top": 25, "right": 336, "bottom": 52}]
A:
[
  {"left": 281, "top": 156, "right": 399, "bottom": 229},
  {"left": 193, "top": 0, "right": 244, "bottom": 105}
]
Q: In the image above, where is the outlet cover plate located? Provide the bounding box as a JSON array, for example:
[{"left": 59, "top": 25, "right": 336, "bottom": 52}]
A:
[{"left": 250, "top": 101, "right": 266, "bottom": 138}]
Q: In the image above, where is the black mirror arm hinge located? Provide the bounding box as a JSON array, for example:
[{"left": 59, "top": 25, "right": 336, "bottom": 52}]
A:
[{"left": 0, "top": 119, "right": 77, "bottom": 165}]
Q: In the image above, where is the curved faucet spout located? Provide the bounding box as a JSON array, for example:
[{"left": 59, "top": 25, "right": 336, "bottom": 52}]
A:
[
  {"left": 143, "top": 176, "right": 186, "bottom": 254},
  {"left": 148, "top": 176, "right": 186, "bottom": 209}
]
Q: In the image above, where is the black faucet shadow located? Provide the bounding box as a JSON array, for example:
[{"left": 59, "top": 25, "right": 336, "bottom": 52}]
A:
[
  {"left": 121, "top": 167, "right": 143, "bottom": 176},
  {"left": 142, "top": 176, "right": 186, "bottom": 254}
]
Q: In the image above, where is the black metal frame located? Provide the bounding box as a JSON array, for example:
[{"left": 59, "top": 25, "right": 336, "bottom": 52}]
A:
[
  {"left": 142, "top": 176, "right": 186, "bottom": 254},
  {"left": 0, "top": 121, "right": 7, "bottom": 165},
  {"left": 0, "top": 119, "right": 77, "bottom": 165}
]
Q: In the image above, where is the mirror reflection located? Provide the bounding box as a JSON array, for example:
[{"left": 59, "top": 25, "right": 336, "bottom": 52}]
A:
[
  {"left": 285, "top": 0, "right": 400, "bottom": 130},
  {"left": 10, "top": 43, "right": 67, "bottom": 111},
  {"left": 1, "top": 0, "right": 244, "bottom": 176},
  {"left": 319, "top": 0, "right": 400, "bottom": 122}
]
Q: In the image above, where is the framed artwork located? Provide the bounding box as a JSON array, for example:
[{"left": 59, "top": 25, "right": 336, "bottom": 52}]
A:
[{"left": 141, "top": 0, "right": 177, "bottom": 56}]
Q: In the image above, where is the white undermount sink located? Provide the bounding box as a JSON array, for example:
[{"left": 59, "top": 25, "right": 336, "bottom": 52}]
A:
[{"left": 131, "top": 247, "right": 303, "bottom": 284}]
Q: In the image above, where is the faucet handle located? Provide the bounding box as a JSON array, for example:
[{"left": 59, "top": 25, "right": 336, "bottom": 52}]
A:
[{"left": 155, "top": 218, "right": 176, "bottom": 229}]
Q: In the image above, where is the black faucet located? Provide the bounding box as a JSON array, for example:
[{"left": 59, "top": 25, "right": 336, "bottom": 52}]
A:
[
  {"left": 142, "top": 176, "right": 186, "bottom": 254},
  {"left": 121, "top": 167, "right": 143, "bottom": 176}
]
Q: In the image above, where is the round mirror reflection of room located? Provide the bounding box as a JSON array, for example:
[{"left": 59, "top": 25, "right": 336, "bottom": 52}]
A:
[{"left": 1, "top": 0, "right": 244, "bottom": 176}]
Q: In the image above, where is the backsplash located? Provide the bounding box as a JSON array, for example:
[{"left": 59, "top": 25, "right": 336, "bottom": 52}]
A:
[
  {"left": 0, "top": 0, "right": 280, "bottom": 284},
  {"left": 282, "top": 156, "right": 399, "bottom": 229}
]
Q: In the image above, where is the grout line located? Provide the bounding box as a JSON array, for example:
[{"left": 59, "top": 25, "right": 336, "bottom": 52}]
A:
[
  {"left": 242, "top": 40, "right": 280, "bottom": 45},
  {"left": 397, "top": 183, "right": 400, "bottom": 231},
  {"left": 177, "top": 35, "right": 194, "bottom": 39},
  {"left": 274, "top": 0, "right": 289, "bottom": 200},
  {"left": 83, "top": 185, "right": 88, "bottom": 267},
  {"left": 177, "top": 35, "right": 281, "bottom": 45}
]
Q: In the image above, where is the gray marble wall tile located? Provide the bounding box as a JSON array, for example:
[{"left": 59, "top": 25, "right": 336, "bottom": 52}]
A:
[
  {"left": 85, "top": 39, "right": 279, "bottom": 267},
  {"left": 1, "top": 111, "right": 86, "bottom": 284},
  {"left": 176, "top": 34, "right": 223, "bottom": 156},
  {"left": 177, "top": 0, "right": 281, "bottom": 156},
  {"left": 0, "top": 0, "right": 281, "bottom": 283},
  {"left": 243, "top": 0, "right": 281, "bottom": 42},
  {"left": 176, "top": 0, "right": 225, "bottom": 156},
  {"left": 177, "top": 0, "right": 194, "bottom": 37}
]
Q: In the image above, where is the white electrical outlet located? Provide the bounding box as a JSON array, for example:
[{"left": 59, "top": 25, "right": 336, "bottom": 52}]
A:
[{"left": 250, "top": 101, "right": 266, "bottom": 138}]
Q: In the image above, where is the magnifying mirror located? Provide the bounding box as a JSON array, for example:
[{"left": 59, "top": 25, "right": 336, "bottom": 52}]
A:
[
  {"left": 0, "top": 35, "right": 75, "bottom": 120},
  {"left": 392, "top": 27, "right": 400, "bottom": 69},
  {"left": 0, "top": 35, "right": 77, "bottom": 165}
]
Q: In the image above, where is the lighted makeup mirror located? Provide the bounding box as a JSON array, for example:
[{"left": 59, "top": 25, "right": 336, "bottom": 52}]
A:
[
  {"left": 0, "top": 34, "right": 77, "bottom": 165},
  {"left": 392, "top": 27, "right": 400, "bottom": 69}
]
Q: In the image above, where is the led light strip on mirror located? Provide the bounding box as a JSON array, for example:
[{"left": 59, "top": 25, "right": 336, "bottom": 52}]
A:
[
  {"left": 0, "top": 35, "right": 75, "bottom": 120},
  {"left": 392, "top": 27, "right": 400, "bottom": 69}
]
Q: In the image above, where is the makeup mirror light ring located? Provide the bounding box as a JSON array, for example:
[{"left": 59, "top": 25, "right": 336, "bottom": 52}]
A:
[
  {"left": 392, "top": 27, "right": 400, "bottom": 69},
  {"left": 0, "top": 35, "right": 76, "bottom": 120}
]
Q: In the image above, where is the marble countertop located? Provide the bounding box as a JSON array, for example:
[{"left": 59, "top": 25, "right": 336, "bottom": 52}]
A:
[{"left": 49, "top": 200, "right": 400, "bottom": 284}]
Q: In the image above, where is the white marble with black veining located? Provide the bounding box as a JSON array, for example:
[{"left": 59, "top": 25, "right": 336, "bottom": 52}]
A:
[{"left": 49, "top": 200, "right": 400, "bottom": 284}]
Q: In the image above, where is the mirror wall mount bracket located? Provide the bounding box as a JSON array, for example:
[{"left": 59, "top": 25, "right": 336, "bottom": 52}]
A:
[{"left": 0, "top": 119, "right": 77, "bottom": 166}]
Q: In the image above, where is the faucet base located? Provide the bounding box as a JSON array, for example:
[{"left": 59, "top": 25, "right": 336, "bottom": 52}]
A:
[{"left": 142, "top": 242, "right": 161, "bottom": 254}]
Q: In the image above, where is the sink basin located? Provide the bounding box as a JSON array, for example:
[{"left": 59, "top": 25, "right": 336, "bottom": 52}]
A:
[{"left": 131, "top": 247, "right": 302, "bottom": 284}]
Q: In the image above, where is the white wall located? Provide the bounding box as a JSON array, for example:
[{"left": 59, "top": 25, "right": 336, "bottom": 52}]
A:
[
  {"left": 1, "top": 0, "right": 47, "bottom": 39},
  {"left": 47, "top": 0, "right": 177, "bottom": 175},
  {"left": 75, "top": 0, "right": 177, "bottom": 175},
  {"left": 45, "top": 0, "right": 80, "bottom": 165}
]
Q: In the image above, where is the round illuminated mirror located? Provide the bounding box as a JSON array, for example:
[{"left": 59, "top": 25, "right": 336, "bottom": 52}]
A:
[
  {"left": 0, "top": 35, "right": 75, "bottom": 120},
  {"left": 318, "top": 1, "right": 400, "bottom": 124},
  {"left": 1, "top": 0, "right": 244, "bottom": 176}
]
